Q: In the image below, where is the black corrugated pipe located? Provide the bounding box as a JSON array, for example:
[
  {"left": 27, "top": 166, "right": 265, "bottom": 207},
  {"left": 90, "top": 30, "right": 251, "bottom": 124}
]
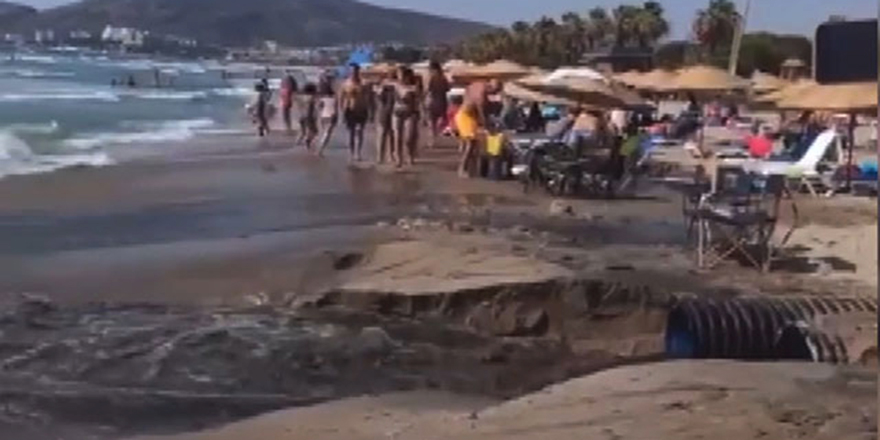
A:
[{"left": 665, "top": 296, "right": 877, "bottom": 361}]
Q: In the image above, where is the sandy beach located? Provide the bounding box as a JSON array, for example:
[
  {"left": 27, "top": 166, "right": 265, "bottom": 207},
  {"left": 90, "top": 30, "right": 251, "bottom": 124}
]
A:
[{"left": 0, "top": 128, "right": 875, "bottom": 439}]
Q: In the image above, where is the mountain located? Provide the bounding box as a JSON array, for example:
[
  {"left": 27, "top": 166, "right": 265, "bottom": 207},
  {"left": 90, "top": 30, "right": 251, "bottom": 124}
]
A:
[
  {"left": 11, "top": 0, "right": 493, "bottom": 47},
  {"left": 0, "top": 1, "right": 36, "bottom": 27}
]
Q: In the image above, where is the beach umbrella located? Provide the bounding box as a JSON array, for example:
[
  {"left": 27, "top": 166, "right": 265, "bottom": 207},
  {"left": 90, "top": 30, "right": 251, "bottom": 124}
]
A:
[
  {"left": 630, "top": 68, "right": 678, "bottom": 92},
  {"left": 614, "top": 70, "right": 644, "bottom": 87},
  {"left": 361, "top": 62, "right": 397, "bottom": 80},
  {"left": 751, "top": 71, "right": 789, "bottom": 94},
  {"left": 672, "top": 65, "right": 749, "bottom": 92},
  {"left": 776, "top": 81, "right": 878, "bottom": 113},
  {"left": 451, "top": 59, "right": 533, "bottom": 82},
  {"left": 526, "top": 76, "right": 648, "bottom": 110},
  {"left": 776, "top": 81, "right": 878, "bottom": 191},
  {"left": 544, "top": 67, "right": 608, "bottom": 84},
  {"left": 502, "top": 80, "right": 576, "bottom": 106},
  {"left": 753, "top": 79, "right": 817, "bottom": 104}
]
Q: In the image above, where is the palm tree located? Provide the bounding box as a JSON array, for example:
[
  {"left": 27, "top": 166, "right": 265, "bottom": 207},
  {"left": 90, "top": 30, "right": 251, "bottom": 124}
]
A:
[
  {"left": 585, "top": 7, "right": 614, "bottom": 50},
  {"left": 636, "top": 1, "right": 670, "bottom": 47},
  {"left": 613, "top": 5, "right": 641, "bottom": 47},
  {"left": 693, "top": 0, "right": 741, "bottom": 55},
  {"left": 560, "top": 12, "right": 587, "bottom": 63}
]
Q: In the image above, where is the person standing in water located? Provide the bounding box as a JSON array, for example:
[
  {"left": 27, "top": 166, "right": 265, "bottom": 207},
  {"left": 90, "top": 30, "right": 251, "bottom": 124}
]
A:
[
  {"left": 316, "top": 80, "right": 339, "bottom": 156},
  {"left": 455, "top": 79, "right": 499, "bottom": 177},
  {"left": 339, "top": 64, "right": 371, "bottom": 162},
  {"left": 424, "top": 61, "right": 450, "bottom": 149},
  {"left": 393, "top": 66, "right": 420, "bottom": 168},
  {"left": 280, "top": 72, "right": 299, "bottom": 135},
  {"left": 375, "top": 68, "right": 398, "bottom": 164}
]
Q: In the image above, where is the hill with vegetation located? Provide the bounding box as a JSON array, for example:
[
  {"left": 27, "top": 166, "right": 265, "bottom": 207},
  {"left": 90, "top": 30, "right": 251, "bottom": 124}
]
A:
[
  {"left": 11, "top": 0, "right": 492, "bottom": 47},
  {"left": 0, "top": 1, "right": 36, "bottom": 27}
]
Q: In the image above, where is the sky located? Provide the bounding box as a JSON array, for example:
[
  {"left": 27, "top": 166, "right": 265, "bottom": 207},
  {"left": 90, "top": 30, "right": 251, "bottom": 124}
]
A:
[{"left": 17, "top": 0, "right": 878, "bottom": 40}]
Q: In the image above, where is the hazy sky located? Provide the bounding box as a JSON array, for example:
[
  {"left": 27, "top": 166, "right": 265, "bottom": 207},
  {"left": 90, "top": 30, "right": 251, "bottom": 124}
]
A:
[{"left": 18, "top": 0, "right": 878, "bottom": 40}]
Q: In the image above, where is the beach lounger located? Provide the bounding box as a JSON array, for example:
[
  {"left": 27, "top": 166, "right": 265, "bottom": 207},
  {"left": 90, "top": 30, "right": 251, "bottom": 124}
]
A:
[{"left": 741, "top": 129, "right": 838, "bottom": 197}]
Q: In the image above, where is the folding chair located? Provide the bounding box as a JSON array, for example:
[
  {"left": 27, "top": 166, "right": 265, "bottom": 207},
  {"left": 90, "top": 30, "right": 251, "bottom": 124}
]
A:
[{"left": 690, "top": 171, "right": 789, "bottom": 272}]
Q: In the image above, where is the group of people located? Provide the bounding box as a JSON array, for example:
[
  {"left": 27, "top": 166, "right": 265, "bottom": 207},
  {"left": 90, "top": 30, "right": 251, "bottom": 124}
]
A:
[{"left": 249, "top": 61, "right": 507, "bottom": 175}]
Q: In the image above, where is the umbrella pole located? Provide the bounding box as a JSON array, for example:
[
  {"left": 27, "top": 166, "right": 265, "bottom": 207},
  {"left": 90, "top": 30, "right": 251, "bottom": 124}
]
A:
[{"left": 845, "top": 113, "right": 856, "bottom": 192}]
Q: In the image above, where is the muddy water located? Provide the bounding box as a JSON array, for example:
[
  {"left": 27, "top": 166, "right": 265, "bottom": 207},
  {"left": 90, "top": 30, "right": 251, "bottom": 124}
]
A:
[{"left": 1, "top": 291, "right": 632, "bottom": 440}]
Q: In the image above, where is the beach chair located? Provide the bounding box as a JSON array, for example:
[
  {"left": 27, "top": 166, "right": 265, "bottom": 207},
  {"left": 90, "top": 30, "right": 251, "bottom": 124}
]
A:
[
  {"left": 689, "top": 170, "right": 789, "bottom": 272},
  {"left": 743, "top": 129, "right": 838, "bottom": 197}
]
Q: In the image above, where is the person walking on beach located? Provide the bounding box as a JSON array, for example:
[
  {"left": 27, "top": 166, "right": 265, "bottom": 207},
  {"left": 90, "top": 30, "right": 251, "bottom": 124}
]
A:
[
  {"left": 280, "top": 72, "right": 299, "bottom": 135},
  {"left": 250, "top": 81, "right": 271, "bottom": 137},
  {"left": 425, "top": 61, "right": 450, "bottom": 149},
  {"left": 316, "top": 80, "right": 338, "bottom": 156},
  {"left": 393, "top": 66, "right": 420, "bottom": 168},
  {"left": 339, "top": 64, "right": 371, "bottom": 162},
  {"left": 375, "top": 69, "right": 398, "bottom": 164},
  {"left": 300, "top": 83, "right": 319, "bottom": 151},
  {"left": 456, "top": 79, "right": 499, "bottom": 177}
]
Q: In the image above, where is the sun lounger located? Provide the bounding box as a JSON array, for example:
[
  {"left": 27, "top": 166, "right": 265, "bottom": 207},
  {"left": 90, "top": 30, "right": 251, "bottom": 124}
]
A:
[{"left": 741, "top": 129, "right": 838, "bottom": 197}]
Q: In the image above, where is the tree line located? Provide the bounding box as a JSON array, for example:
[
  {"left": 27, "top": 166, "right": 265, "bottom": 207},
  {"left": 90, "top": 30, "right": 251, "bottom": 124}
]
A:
[{"left": 418, "top": 0, "right": 811, "bottom": 76}]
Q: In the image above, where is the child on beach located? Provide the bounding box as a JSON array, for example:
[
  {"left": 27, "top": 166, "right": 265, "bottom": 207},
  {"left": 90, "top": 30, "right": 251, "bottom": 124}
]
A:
[
  {"left": 317, "top": 81, "right": 338, "bottom": 156},
  {"left": 299, "top": 83, "right": 319, "bottom": 151},
  {"left": 249, "top": 82, "right": 271, "bottom": 137}
]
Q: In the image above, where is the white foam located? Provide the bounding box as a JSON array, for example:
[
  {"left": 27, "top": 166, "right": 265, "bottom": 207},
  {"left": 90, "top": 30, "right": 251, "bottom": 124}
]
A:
[
  {"left": 16, "top": 54, "right": 58, "bottom": 64},
  {"left": 0, "top": 131, "right": 111, "bottom": 178},
  {"left": 64, "top": 118, "right": 217, "bottom": 150},
  {"left": 211, "top": 87, "right": 254, "bottom": 97},
  {"left": 0, "top": 68, "right": 75, "bottom": 79},
  {"left": 4, "top": 121, "right": 60, "bottom": 135},
  {"left": 118, "top": 90, "right": 209, "bottom": 101},
  {"left": 0, "top": 91, "right": 120, "bottom": 103}
]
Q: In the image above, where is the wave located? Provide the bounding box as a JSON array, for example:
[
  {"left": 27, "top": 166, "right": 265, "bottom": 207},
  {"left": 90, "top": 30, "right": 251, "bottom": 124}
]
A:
[
  {"left": 0, "top": 91, "right": 120, "bottom": 103},
  {"left": 64, "top": 118, "right": 217, "bottom": 150},
  {"left": 15, "top": 54, "right": 59, "bottom": 64},
  {"left": 0, "top": 68, "right": 76, "bottom": 79},
  {"left": 118, "top": 90, "right": 209, "bottom": 101},
  {"left": 210, "top": 87, "right": 254, "bottom": 98},
  {"left": 0, "top": 131, "right": 111, "bottom": 178},
  {"left": 4, "top": 121, "right": 60, "bottom": 135}
]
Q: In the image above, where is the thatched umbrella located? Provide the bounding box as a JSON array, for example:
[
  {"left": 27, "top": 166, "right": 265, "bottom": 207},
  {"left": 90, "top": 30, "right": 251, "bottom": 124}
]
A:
[
  {"left": 614, "top": 70, "right": 644, "bottom": 87},
  {"left": 526, "top": 76, "right": 648, "bottom": 110},
  {"left": 631, "top": 69, "right": 678, "bottom": 92},
  {"left": 503, "top": 80, "right": 576, "bottom": 106},
  {"left": 776, "top": 81, "right": 878, "bottom": 190},
  {"left": 672, "top": 65, "right": 749, "bottom": 92},
  {"left": 451, "top": 59, "right": 533, "bottom": 82},
  {"left": 361, "top": 62, "right": 397, "bottom": 80},
  {"left": 753, "top": 79, "right": 817, "bottom": 104},
  {"left": 751, "top": 71, "right": 789, "bottom": 94}
]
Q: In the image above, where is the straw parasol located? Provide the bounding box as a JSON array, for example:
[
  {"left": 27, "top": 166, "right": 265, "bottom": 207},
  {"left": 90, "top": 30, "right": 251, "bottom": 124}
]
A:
[
  {"left": 362, "top": 62, "right": 397, "bottom": 80},
  {"left": 630, "top": 68, "right": 678, "bottom": 92},
  {"left": 776, "top": 81, "right": 878, "bottom": 112},
  {"left": 526, "top": 76, "right": 649, "bottom": 110},
  {"left": 614, "top": 70, "right": 644, "bottom": 87},
  {"left": 776, "top": 81, "right": 878, "bottom": 190},
  {"left": 672, "top": 65, "right": 749, "bottom": 92},
  {"left": 503, "top": 80, "right": 576, "bottom": 106},
  {"left": 751, "top": 71, "right": 789, "bottom": 94},
  {"left": 451, "top": 59, "right": 533, "bottom": 82},
  {"left": 753, "top": 79, "right": 817, "bottom": 104}
]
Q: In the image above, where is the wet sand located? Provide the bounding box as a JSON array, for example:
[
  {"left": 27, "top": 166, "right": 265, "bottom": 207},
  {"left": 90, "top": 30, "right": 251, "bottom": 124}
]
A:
[{"left": 0, "top": 129, "right": 876, "bottom": 439}]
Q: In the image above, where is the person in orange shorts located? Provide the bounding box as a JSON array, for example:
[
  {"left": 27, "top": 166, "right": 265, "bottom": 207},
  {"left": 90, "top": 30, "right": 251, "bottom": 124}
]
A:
[{"left": 456, "top": 79, "right": 499, "bottom": 177}]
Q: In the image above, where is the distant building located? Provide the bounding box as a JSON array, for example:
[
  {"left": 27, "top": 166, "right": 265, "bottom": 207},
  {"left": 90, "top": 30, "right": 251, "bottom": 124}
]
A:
[
  {"left": 69, "top": 30, "right": 92, "bottom": 40},
  {"left": 780, "top": 58, "right": 808, "bottom": 81},
  {"left": 101, "top": 26, "right": 145, "bottom": 47},
  {"left": 34, "top": 29, "right": 55, "bottom": 44},
  {"left": 3, "top": 34, "right": 24, "bottom": 45}
]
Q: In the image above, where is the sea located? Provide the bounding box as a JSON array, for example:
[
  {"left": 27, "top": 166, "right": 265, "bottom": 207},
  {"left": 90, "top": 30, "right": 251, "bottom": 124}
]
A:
[{"left": 0, "top": 48, "right": 315, "bottom": 178}]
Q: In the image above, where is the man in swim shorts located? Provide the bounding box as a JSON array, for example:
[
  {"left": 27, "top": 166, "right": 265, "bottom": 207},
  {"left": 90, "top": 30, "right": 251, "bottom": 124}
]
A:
[{"left": 339, "top": 64, "right": 372, "bottom": 161}]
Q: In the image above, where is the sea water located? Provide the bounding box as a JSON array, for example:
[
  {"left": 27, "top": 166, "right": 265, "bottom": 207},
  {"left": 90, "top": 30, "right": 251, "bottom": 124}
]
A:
[{"left": 0, "top": 49, "right": 311, "bottom": 178}]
